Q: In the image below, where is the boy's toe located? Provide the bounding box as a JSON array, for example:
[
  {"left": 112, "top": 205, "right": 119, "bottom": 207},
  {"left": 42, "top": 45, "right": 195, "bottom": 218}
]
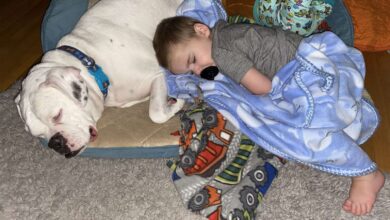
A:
[
  {"left": 361, "top": 204, "right": 368, "bottom": 215},
  {"left": 342, "top": 200, "right": 352, "bottom": 211},
  {"left": 352, "top": 203, "right": 361, "bottom": 216}
]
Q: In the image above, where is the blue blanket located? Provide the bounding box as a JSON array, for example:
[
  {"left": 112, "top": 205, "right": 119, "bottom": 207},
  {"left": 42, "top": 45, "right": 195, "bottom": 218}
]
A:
[
  {"left": 176, "top": 0, "right": 227, "bottom": 27},
  {"left": 166, "top": 31, "right": 379, "bottom": 176}
]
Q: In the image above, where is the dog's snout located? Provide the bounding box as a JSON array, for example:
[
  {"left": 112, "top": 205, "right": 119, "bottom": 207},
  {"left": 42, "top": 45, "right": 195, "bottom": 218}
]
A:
[{"left": 48, "top": 132, "right": 71, "bottom": 155}]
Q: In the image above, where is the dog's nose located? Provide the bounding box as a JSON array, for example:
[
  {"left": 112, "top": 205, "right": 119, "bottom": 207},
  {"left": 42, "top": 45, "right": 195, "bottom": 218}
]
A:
[
  {"left": 89, "top": 126, "right": 98, "bottom": 142},
  {"left": 48, "top": 132, "right": 71, "bottom": 155}
]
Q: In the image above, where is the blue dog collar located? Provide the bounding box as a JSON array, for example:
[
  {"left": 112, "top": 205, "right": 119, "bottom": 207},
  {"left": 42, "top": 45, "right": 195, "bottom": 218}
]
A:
[{"left": 58, "top": 45, "right": 110, "bottom": 98}]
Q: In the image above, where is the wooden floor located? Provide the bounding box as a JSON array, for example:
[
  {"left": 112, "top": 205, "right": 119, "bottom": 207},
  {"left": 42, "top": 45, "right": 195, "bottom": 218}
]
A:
[
  {"left": 362, "top": 52, "right": 390, "bottom": 173},
  {"left": 0, "top": 0, "right": 50, "bottom": 91},
  {"left": 1, "top": 1, "right": 389, "bottom": 172}
]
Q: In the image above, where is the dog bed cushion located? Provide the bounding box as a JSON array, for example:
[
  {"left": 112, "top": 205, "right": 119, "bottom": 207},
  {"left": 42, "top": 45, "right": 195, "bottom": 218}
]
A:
[
  {"left": 41, "top": 0, "right": 181, "bottom": 158},
  {"left": 84, "top": 102, "right": 180, "bottom": 158}
]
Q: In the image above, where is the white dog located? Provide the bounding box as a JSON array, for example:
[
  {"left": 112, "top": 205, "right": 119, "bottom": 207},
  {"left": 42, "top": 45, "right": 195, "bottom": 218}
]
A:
[{"left": 15, "top": 0, "right": 184, "bottom": 158}]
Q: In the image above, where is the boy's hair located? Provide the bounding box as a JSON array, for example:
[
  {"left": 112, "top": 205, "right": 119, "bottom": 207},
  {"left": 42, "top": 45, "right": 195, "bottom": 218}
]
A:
[{"left": 153, "top": 16, "right": 204, "bottom": 69}]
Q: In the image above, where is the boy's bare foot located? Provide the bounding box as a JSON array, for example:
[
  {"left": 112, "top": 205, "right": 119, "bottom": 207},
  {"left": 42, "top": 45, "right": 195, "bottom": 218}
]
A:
[{"left": 342, "top": 170, "right": 385, "bottom": 216}]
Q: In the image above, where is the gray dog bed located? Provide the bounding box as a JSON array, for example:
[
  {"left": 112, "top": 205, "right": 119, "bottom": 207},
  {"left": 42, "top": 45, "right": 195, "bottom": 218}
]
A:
[{"left": 1, "top": 81, "right": 390, "bottom": 220}]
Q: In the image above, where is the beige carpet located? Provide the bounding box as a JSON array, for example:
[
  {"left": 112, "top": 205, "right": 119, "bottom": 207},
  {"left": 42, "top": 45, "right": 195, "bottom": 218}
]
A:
[{"left": 1, "top": 82, "right": 389, "bottom": 220}]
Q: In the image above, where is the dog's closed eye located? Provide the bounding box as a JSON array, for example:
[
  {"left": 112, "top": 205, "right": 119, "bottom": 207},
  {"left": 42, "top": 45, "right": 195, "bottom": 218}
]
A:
[{"left": 52, "top": 109, "right": 63, "bottom": 124}]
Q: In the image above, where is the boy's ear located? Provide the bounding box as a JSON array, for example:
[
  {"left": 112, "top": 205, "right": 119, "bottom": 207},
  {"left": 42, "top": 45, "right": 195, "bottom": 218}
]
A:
[{"left": 194, "top": 23, "right": 210, "bottom": 37}]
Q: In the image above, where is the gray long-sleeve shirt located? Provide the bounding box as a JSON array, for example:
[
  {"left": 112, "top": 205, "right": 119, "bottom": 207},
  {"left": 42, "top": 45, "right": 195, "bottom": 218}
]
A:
[{"left": 211, "top": 20, "right": 303, "bottom": 83}]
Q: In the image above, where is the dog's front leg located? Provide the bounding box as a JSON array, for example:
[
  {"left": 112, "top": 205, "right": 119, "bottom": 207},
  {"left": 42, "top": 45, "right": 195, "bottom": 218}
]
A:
[{"left": 148, "top": 74, "right": 184, "bottom": 123}]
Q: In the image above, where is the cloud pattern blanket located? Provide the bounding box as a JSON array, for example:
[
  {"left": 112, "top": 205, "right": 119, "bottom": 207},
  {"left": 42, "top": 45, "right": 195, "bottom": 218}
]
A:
[{"left": 167, "top": 31, "right": 379, "bottom": 176}]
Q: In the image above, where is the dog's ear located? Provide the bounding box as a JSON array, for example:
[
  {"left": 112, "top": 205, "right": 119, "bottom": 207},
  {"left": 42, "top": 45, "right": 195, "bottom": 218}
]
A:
[
  {"left": 44, "top": 67, "right": 89, "bottom": 107},
  {"left": 15, "top": 90, "right": 49, "bottom": 138}
]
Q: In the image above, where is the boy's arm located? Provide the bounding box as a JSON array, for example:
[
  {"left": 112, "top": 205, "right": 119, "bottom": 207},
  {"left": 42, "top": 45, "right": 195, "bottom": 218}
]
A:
[{"left": 240, "top": 67, "right": 272, "bottom": 95}]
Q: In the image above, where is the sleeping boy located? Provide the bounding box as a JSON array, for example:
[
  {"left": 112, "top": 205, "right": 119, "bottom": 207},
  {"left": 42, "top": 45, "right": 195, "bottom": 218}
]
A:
[{"left": 153, "top": 16, "right": 385, "bottom": 216}]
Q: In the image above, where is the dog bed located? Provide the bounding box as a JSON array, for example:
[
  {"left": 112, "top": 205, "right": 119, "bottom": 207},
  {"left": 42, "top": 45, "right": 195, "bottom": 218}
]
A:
[
  {"left": 40, "top": 0, "right": 379, "bottom": 159},
  {"left": 41, "top": 0, "right": 181, "bottom": 158}
]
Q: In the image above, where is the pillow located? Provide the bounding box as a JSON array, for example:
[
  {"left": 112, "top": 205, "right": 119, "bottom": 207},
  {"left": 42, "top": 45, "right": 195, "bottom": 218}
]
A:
[{"left": 253, "top": 0, "right": 334, "bottom": 36}]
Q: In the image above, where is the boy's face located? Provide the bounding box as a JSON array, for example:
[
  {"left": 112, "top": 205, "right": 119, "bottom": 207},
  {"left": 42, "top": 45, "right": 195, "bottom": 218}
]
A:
[{"left": 169, "top": 23, "right": 215, "bottom": 76}]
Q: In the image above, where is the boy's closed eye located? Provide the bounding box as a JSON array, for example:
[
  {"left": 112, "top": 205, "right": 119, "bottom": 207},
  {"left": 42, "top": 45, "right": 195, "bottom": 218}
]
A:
[
  {"left": 188, "top": 55, "right": 196, "bottom": 74},
  {"left": 186, "top": 55, "right": 195, "bottom": 71}
]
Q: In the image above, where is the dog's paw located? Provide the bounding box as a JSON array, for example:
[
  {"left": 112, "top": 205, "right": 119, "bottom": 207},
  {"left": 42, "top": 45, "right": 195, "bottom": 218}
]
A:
[
  {"left": 169, "top": 98, "right": 185, "bottom": 114},
  {"left": 149, "top": 98, "right": 185, "bottom": 123},
  {"left": 167, "top": 97, "right": 177, "bottom": 105}
]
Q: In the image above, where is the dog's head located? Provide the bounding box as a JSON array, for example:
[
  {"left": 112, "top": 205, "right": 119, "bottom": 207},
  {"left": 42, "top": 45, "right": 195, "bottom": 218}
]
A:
[{"left": 15, "top": 66, "right": 103, "bottom": 158}]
